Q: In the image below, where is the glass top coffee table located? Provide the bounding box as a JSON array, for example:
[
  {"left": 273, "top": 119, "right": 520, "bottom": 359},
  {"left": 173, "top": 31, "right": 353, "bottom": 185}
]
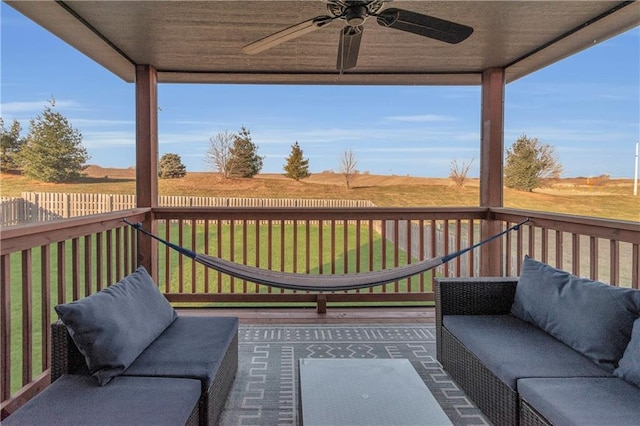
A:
[{"left": 298, "top": 358, "right": 452, "bottom": 426}]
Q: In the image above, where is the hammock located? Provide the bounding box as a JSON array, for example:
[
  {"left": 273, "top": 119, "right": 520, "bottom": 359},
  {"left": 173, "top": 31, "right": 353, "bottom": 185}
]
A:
[{"left": 124, "top": 218, "right": 529, "bottom": 292}]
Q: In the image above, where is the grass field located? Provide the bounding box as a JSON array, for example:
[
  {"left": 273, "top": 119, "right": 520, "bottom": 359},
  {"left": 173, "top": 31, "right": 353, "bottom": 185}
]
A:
[
  {"left": 3, "top": 166, "right": 637, "bottom": 393},
  {"left": 2, "top": 165, "right": 638, "bottom": 221}
]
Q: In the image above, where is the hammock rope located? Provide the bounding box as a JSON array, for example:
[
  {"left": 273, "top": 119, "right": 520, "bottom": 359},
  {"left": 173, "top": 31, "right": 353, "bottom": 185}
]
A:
[{"left": 124, "top": 218, "right": 530, "bottom": 292}]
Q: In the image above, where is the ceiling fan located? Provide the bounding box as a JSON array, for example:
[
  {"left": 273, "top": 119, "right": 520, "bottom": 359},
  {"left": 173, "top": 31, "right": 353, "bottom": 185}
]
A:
[{"left": 241, "top": 0, "right": 474, "bottom": 72}]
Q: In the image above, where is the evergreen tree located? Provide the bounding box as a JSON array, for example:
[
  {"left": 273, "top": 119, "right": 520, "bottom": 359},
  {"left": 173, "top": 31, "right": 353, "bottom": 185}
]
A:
[
  {"left": 283, "top": 141, "right": 310, "bottom": 181},
  {"left": 18, "top": 100, "right": 90, "bottom": 182},
  {"left": 159, "top": 153, "right": 187, "bottom": 179},
  {"left": 504, "top": 134, "right": 562, "bottom": 191},
  {"left": 0, "top": 118, "right": 24, "bottom": 171},
  {"left": 228, "top": 126, "right": 264, "bottom": 178}
]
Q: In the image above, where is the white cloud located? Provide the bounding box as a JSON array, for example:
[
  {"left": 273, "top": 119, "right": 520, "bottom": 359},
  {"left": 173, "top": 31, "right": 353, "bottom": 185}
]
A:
[
  {"left": 0, "top": 99, "right": 82, "bottom": 115},
  {"left": 385, "top": 114, "right": 456, "bottom": 122}
]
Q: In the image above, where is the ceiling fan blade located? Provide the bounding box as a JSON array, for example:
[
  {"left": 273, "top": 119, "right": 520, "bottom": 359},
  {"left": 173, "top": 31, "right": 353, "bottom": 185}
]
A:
[
  {"left": 242, "top": 16, "right": 335, "bottom": 55},
  {"left": 377, "top": 8, "right": 473, "bottom": 44},
  {"left": 337, "top": 26, "right": 363, "bottom": 72}
]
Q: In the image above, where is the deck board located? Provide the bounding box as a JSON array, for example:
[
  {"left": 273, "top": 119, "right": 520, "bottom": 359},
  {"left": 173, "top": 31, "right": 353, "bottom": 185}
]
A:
[{"left": 177, "top": 307, "right": 435, "bottom": 324}]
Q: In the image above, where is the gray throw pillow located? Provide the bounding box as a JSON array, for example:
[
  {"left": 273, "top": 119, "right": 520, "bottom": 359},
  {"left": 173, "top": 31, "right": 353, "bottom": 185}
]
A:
[
  {"left": 615, "top": 318, "right": 640, "bottom": 387},
  {"left": 511, "top": 256, "right": 640, "bottom": 372},
  {"left": 55, "top": 266, "right": 177, "bottom": 385}
]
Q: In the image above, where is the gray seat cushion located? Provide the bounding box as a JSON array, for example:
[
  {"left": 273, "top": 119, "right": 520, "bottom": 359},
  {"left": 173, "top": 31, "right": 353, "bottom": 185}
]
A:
[
  {"left": 3, "top": 374, "right": 200, "bottom": 426},
  {"left": 122, "top": 315, "right": 238, "bottom": 389},
  {"left": 443, "top": 315, "right": 611, "bottom": 389},
  {"left": 511, "top": 256, "right": 640, "bottom": 372},
  {"left": 519, "top": 377, "right": 640, "bottom": 426}
]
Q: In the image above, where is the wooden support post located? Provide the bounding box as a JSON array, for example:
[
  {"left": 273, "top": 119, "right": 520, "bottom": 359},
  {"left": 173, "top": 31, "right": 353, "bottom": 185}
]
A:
[
  {"left": 316, "top": 294, "right": 327, "bottom": 314},
  {"left": 480, "top": 68, "right": 505, "bottom": 277},
  {"left": 136, "top": 65, "right": 159, "bottom": 281}
]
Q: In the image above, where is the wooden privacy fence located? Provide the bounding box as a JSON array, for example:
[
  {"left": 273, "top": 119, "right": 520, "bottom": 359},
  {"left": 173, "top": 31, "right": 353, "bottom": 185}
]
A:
[{"left": 1, "top": 193, "right": 376, "bottom": 226}]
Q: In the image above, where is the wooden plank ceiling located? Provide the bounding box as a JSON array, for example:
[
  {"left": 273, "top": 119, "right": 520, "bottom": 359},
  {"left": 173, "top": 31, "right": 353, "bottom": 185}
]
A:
[{"left": 6, "top": 1, "right": 639, "bottom": 85}]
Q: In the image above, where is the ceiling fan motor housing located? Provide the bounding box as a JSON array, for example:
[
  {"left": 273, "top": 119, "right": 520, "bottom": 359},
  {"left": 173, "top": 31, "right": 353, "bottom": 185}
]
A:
[{"left": 344, "top": 5, "right": 368, "bottom": 26}]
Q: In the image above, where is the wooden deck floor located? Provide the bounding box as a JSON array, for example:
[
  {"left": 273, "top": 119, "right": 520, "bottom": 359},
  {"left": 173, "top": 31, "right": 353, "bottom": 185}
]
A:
[{"left": 177, "top": 306, "right": 435, "bottom": 324}]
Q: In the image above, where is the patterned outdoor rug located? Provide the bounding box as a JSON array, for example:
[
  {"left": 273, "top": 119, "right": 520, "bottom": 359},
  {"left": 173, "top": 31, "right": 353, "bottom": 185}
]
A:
[{"left": 219, "top": 324, "right": 490, "bottom": 426}]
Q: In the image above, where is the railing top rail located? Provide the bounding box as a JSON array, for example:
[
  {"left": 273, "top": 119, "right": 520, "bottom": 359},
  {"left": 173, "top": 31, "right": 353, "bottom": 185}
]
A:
[
  {"left": 490, "top": 208, "right": 640, "bottom": 244},
  {"left": 0, "top": 208, "right": 149, "bottom": 255},
  {"left": 152, "top": 206, "right": 489, "bottom": 221}
]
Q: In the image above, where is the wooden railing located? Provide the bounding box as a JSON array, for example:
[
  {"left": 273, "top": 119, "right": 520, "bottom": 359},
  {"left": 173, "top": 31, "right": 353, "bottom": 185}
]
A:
[
  {"left": 0, "top": 208, "right": 147, "bottom": 418},
  {"left": 1, "top": 206, "right": 638, "bottom": 417},
  {"left": 493, "top": 209, "right": 639, "bottom": 287}
]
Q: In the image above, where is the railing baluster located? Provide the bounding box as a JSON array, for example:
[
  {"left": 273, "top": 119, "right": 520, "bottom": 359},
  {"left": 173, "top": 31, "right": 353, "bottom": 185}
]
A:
[
  {"left": 293, "top": 220, "right": 298, "bottom": 274},
  {"left": 555, "top": 230, "right": 563, "bottom": 269},
  {"left": 71, "top": 238, "right": 80, "bottom": 301},
  {"left": 230, "top": 220, "right": 236, "bottom": 293},
  {"left": 279, "top": 220, "right": 285, "bottom": 293},
  {"left": 355, "top": 220, "right": 361, "bottom": 274},
  {"left": 164, "top": 219, "right": 171, "bottom": 293},
  {"left": 469, "top": 219, "right": 475, "bottom": 277},
  {"left": 123, "top": 227, "right": 130, "bottom": 274},
  {"left": 242, "top": 220, "right": 247, "bottom": 293},
  {"left": 429, "top": 220, "right": 437, "bottom": 288},
  {"left": 84, "top": 235, "right": 92, "bottom": 297},
  {"left": 419, "top": 219, "right": 425, "bottom": 288},
  {"left": 40, "top": 245, "right": 51, "bottom": 371},
  {"left": 255, "top": 220, "right": 260, "bottom": 294},
  {"left": 589, "top": 236, "right": 598, "bottom": 280},
  {"left": 178, "top": 219, "right": 184, "bottom": 293},
  {"left": 57, "top": 241, "right": 66, "bottom": 305},
  {"left": 305, "top": 220, "right": 311, "bottom": 274},
  {"left": 192, "top": 219, "right": 197, "bottom": 293},
  {"left": 454, "top": 220, "right": 461, "bottom": 279},
  {"left": 541, "top": 228, "right": 549, "bottom": 264},
  {"left": 330, "top": 220, "right": 336, "bottom": 275},
  {"left": 443, "top": 220, "right": 449, "bottom": 278},
  {"left": 632, "top": 244, "right": 639, "bottom": 289},
  {"left": 506, "top": 221, "right": 513, "bottom": 275},
  {"left": 318, "top": 220, "right": 323, "bottom": 275},
  {"left": 572, "top": 233, "right": 580, "bottom": 276},
  {"left": 22, "top": 249, "right": 33, "bottom": 386},
  {"left": 610, "top": 240, "right": 620, "bottom": 286},
  {"left": 96, "top": 232, "right": 104, "bottom": 291},
  {"left": 217, "top": 220, "right": 223, "bottom": 293},
  {"left": 115, "top": 227, "right": 122, "bottom": 280},
  {"left": 106, "top": 229, "right": 113, "bottom": 286},
  {"left": 1, "top": 254, "right": 11, "bottom": 400},
  {"left": 394, "top": 220, "right": 399, "bottom": 291},
  {"left": 204, "top": 220, "right": 210, "bottom": 293}
]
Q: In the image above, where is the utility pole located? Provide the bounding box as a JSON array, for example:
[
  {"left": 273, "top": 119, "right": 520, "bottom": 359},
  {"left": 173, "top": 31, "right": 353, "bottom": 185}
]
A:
[{"left": 634, "top": 141, "right": 638, "bottom": 196}]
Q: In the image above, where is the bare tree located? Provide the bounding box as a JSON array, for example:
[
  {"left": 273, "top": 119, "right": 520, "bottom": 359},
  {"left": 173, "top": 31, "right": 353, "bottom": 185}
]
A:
[
  {"left": 204, "top": 130, "right": 235, "bottom": 178},
  {"left": 449, "top": 158, "right": 474, "bottom": 187},
  {"left": 338, "top": 149, "right": 358, "bottom": 189}
]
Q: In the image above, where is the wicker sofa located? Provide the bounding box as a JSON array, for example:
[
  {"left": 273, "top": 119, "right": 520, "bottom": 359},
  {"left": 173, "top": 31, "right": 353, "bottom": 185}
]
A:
[
  {"left": 435, "top": 257, "right": 640, "bottom": 426},
  {"left": 4, "top": 267, "right": 238, "bottom": 426}
]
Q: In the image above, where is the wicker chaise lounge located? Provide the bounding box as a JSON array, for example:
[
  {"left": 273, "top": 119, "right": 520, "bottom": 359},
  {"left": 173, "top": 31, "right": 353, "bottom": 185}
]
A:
[
  {"left": 4, "top": 266, "right": 238, "bottom": 426},
  {"left": 51, "top": 317, "right": 238, "bottom": 426}
]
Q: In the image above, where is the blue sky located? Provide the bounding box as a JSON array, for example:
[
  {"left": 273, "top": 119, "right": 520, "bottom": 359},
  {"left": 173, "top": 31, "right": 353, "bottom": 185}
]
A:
[{"left": 1, "top": 4, "right": 638, "bottom": 178}]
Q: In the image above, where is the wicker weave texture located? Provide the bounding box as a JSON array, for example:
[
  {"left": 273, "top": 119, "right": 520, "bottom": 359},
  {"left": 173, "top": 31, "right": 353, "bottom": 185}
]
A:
[
  {"left": 203, "top": 333, "right": 238, "bottom": 426},
  {"left": 520, "top": 400, "right": 552, "bottom": 426},
  {"left": 435, "top": 277, "right": 520, "bottom": 425},
  {"left": 441, "top": 326, "right": 518, "bottom": 425}
]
